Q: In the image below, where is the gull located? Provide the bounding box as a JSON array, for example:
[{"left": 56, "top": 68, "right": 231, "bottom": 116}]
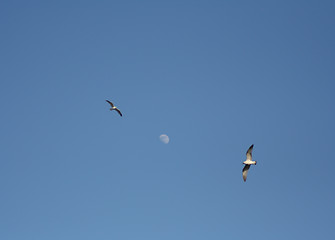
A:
[
  {"left": 242, "top": 144, "right": 257, "bottom": 182},
  {"left": 106, "top": 100, "right": 122, "bottom": 117}
]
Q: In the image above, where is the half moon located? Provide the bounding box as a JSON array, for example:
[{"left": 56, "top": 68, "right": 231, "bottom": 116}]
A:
[{"left": 159, "top": 134, "right": 170, "bottom": 144}]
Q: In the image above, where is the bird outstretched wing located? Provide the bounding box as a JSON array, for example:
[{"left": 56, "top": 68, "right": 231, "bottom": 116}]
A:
[
  {"left": 106, "top": 100, "right": 114, "bottom": 107},
  {"left": 246, "top": 144, "right": 254, "bottom": 160},
  {"left": 242, "top": 164, "right": 250, "bottom": 182},
  {"left": 115, "top": 108, "right": 123, "bottom": 117}
]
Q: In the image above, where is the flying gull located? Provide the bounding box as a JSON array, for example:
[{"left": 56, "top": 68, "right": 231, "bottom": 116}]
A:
[
  {"left": 106, "top": 100, "right": 122, "bottom": 117},
  {"left": 242, "top": 144, "right": 257, "bottom": 182}
]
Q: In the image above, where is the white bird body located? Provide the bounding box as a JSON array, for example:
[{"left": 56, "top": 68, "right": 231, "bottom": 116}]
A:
[
  {"left": 242, "top": 144, "right": 257, "bottom": 182},
  {"left": 243, "top": 159, "right": 256, "bottom": 165}
]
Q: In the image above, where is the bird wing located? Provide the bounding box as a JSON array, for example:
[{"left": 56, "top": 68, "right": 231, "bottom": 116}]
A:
[
  {"left": 106, "top": 100, "right": 114, "bottom": 107},
  {"left": 115, "top": 108, "right": 122, "bottom": 117},
  {"left": 246, "top": 144, "right": 254, "bottom": 160},
  {"left": 242, "top": 164, "right": 250, "bottom": 182}
]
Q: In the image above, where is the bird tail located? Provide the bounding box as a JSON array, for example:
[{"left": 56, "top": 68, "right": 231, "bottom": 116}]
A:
[{"left": 254, "top": 161, "right": 257, "bottom": 165}]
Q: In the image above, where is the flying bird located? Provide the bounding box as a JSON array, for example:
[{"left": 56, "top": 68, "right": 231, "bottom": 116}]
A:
[
  {"left": 242, "top": 144, "right": 257, "bottom": 182},
  {"left": 106, "top": 100, "right": 122, "bottom": 117}
]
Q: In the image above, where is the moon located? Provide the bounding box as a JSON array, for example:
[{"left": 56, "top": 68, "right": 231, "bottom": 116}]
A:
[{"left": 159, "top": 134, "right": 170, "bottom": 144}]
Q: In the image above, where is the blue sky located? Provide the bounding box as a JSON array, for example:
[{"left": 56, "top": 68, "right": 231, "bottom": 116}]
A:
[{"left": 1, "top": 0, "right": 335, "bottom": 239}]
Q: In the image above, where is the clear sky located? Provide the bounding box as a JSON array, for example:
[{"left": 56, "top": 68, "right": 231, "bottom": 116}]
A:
[{"left": 1, "top": 1, "right": 335, "bottom": 239}]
